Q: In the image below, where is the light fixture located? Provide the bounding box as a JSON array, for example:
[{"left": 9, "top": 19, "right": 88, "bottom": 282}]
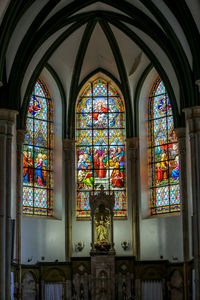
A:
[
  {"left": 121, "top": 240, "right": 130, "bottom": 251},
  {"left": 74, "top": 241, "right": 85, "bottom": 252}
]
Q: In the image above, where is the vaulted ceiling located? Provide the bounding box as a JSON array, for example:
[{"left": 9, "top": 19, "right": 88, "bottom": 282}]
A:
[{"left": 0, "top": 0, "right": 200, "bottom": 136}]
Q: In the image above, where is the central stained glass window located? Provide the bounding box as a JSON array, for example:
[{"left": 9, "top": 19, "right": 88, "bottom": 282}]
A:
[
  {"left": 23, "top": 79, "right": 54, "bottom": 216},
  {"left": 76, "top": 78, "right": 127, "bottom": 218},
  {"left": 148, "top": 77, "right": 180, "bottom": 214}
]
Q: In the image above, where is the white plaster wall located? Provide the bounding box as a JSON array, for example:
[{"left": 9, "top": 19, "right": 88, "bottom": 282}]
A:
[
  {"left": 138, "top": 68, "right": 184, "bottom": 262},
  {"left": 21, "top": 68, "right": 65, "bottom": 264}
]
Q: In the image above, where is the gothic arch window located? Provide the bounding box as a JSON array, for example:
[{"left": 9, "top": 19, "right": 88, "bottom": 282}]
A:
[
  {"left": 75, "top": 77, "right": 127, "bottom": 218},
  {"left": 23, "top": 79, "right": 54, "bottom": 216},
  {"left": 148, "top": 77, "right": 180, "bottom": 214}
]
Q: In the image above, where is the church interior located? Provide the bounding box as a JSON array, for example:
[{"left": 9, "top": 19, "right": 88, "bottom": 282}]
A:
[{"left": 0, "top": 0, "right": 200, "bottom": 299}]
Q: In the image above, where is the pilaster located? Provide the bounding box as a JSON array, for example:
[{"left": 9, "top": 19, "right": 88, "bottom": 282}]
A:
[
  {"left": 63, "top": 139, "right": 75, "bottom": 261},
  {"left": 16, "top": 130, "right": 25, "bottom": 300},
  {"left": 0, "top": 120, "right": 7, "bottom": 300},
  {"left": 0, "top": 109, "right": 17, "bottom": 300},
  {"left": 175, "top": 127, "right": 189, "bottom": 300},
  {"left": 127, "top": 137, "right": 140, "bottom": 260},
  {"left": 183, "top": 106, "right": 200, "bottom": 299}
]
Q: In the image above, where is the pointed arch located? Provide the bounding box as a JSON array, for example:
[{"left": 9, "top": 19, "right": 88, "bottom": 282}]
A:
[
  {"left": 148, "top": 77, "right": 180, "bottom": 214},
  {"left": 22, "top": 78, "right": 54, "bottom": 216},
  {"left": 75, "top": 75, "right": 127, "bottom": 218}
]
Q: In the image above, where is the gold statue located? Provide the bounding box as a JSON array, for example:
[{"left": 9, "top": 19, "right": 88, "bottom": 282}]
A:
[
  {"left": 94, "top": 206, "right": 111, "bottom": 251},
  {"left": 95, "top": 215, "right": 110, "bottom": 243}
]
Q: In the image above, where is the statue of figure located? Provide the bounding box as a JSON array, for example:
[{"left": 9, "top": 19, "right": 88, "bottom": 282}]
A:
[{"left": 95, "top": 215, "right": 110, "bottom": 243}]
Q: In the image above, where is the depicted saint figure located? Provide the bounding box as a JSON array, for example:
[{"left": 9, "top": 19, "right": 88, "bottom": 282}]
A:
[
  {"left": 35, "top": 153, "right": 46, "bottom": 186},
  {"left": 23, "top": 151, "right": 33, "bottom": 183},
  {"left": 111, "top": 169, "right": 124, "bottom": 188},
  {"left": 156, "top": 163, "right": 162, "bottom": 182},
  {"left": 27, "top": 152, "right": 33, "bottom": 183},
  {"left": 160, "top": 152, "right": 168, "bottom": 180},
  {"left": 171, "top": 156, "right": 179, "bottom": 180},
  {"left": 95, "top": 215, "right": 110, "bottom": 243},
  {"left": 28, "top": 96, "right": 41, "bottom": 116},
  {"left": 23, "top": 151, "right": 29, "bottom": 183},
  {"left": 78, "top": 169, "right": 93, "bottom": 189},
  {"left": 158, "top": 97, "right": 171, "bottom": 112},
  {"left": 98, "top": 156, "right": 106, "bottom": 178}
]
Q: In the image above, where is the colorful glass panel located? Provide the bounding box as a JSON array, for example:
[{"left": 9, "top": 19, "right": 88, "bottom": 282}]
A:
[
  {"left": 23, "top": 79, "right": 54, "bottom": 216},
  {"left": 76, "top": 78, "right": 126, "bottom": 218},
  {"left": 148, "top": 77, "right": 180, "bottom": 215}
]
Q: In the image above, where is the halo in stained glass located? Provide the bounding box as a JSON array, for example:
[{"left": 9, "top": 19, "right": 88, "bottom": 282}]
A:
[
  {"left": 23, "top": 78, "right": 54, "bottom": 216},
  {"left": 148, "top": 77, "right": 180, "bottom": 215},
  {"left": 76, "top": 78, "right": 127, "bottom": 218}
]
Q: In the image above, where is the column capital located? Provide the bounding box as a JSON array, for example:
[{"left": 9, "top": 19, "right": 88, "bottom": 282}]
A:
[
  {"left": 127, "top": 137, "right": 139, "bottom": 150},
  {"left": 183, "top": 106, "right": 200, "bottom": 134},
  {"left": 63, "top": 138, "right": 75, "bottom": 151},
  {"left": 0, "top": 109, "right": 18, "bottom": 123},
  {"left": 183, "top": 106, "right": 200, "bottom": 120}
]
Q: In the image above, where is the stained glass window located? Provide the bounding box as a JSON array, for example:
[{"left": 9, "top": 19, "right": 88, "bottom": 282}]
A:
[
  {"left": 23, "top": 79, "right": 54, "bottom": 216},
  {"left": 148, "top": 77, "right": 180, "bottom": 214},
  {"left": 76, "top": 78, "right": 127, "bottom": 218}
]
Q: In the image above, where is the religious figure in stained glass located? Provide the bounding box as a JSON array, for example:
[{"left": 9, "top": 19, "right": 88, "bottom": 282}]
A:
[
  {"left": 23, "top": 79, "right": 54, "bottom": 216},
  {"left": 76, "top": 78, "right": 127, "bottom": 218},
  {"left": 148, "top": 77, "right": 180, "bottom": 214}
]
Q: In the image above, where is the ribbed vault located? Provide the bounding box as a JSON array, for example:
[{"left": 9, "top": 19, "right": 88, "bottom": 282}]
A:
[{"left": 0, "top": 0, "right": 199, "bottom": 137}]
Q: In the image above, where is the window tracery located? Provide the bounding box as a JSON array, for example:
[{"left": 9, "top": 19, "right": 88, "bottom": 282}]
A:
[
  {"left": 76, "top": 78, "right": 127, "bottom": 218},
  {"left": 148, "top": 77, "right": 180, "bottom": 214},
  {"left": 23, "top": 79, "right": 54, "bottom": 216}
]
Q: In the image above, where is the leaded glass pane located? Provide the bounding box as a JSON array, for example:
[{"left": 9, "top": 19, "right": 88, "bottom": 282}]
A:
[
  {"left": 148, "top": 77, "right": 180, "bottom": 215},
  {"left": 76, "top": 78, "right": 127, "bottom": 218},
  {"left": 23, "top": 79, "right": 54, "bottom": 216}
]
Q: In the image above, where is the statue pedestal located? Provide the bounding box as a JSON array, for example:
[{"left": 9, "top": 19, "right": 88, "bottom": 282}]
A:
[{"left": 91, "top": 255, "right": 115, "bottom": 300}]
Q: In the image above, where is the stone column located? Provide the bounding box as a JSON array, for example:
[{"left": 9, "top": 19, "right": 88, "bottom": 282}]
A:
[
  {"left": 0, "top": 116, "right": 7, "bottom": 300},
  {"left": 0, "top": 109, "right": 17, "bottom": 300},
  {"left": 183, "top": 107, "right": 200, "bottom": 299},
  {"left": 127, "top": 137, "right": 140, "bottom": 259},
  {"left": 16, "top": 130, "right": 25, "bottom": 300},
  {"left": 175, "top": 127, "right": 189, "bottom": 300},
  {"left": 63, "top": 139, "right": 75, "bottom": 261}
]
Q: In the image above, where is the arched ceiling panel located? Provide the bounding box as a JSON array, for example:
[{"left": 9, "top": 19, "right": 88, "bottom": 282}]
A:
[
  {"left": 21, "top": 25, "right": 71, "bottom": 102},
  {"left": 48, "top": 25, "right": 86, "bottom": 100},
  {"left": 125, "top": 23, "right": 180, "bottom": 112},
  {"left": 126, "top": 0, "right": 161, "bottom": 27},
  {"left": 110, "top": 24, "right": 150, "bottom": 100},
  {"left": 151, "top": 0, "right": 192, "bottom": 68},
  {"left": 79, "top": 22, "right": 120, "bottom": 84},
  {"left": 0, "top": 0, "right": 10, "bottom": 24},
  {"left": 186, "top": 0, "right": 200, "bottom": 31},
  {"left": 71, "top": 2, "right": 128, "bottom": 16},
  {"left": 110, "top": 25, "right": 149, "bottom": 76},
  {"left": 6, "top": 0, "right": 49, "bottom": 79},
  {"left": 40, "top": 0, "right": 73, "bottom": 26}
]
